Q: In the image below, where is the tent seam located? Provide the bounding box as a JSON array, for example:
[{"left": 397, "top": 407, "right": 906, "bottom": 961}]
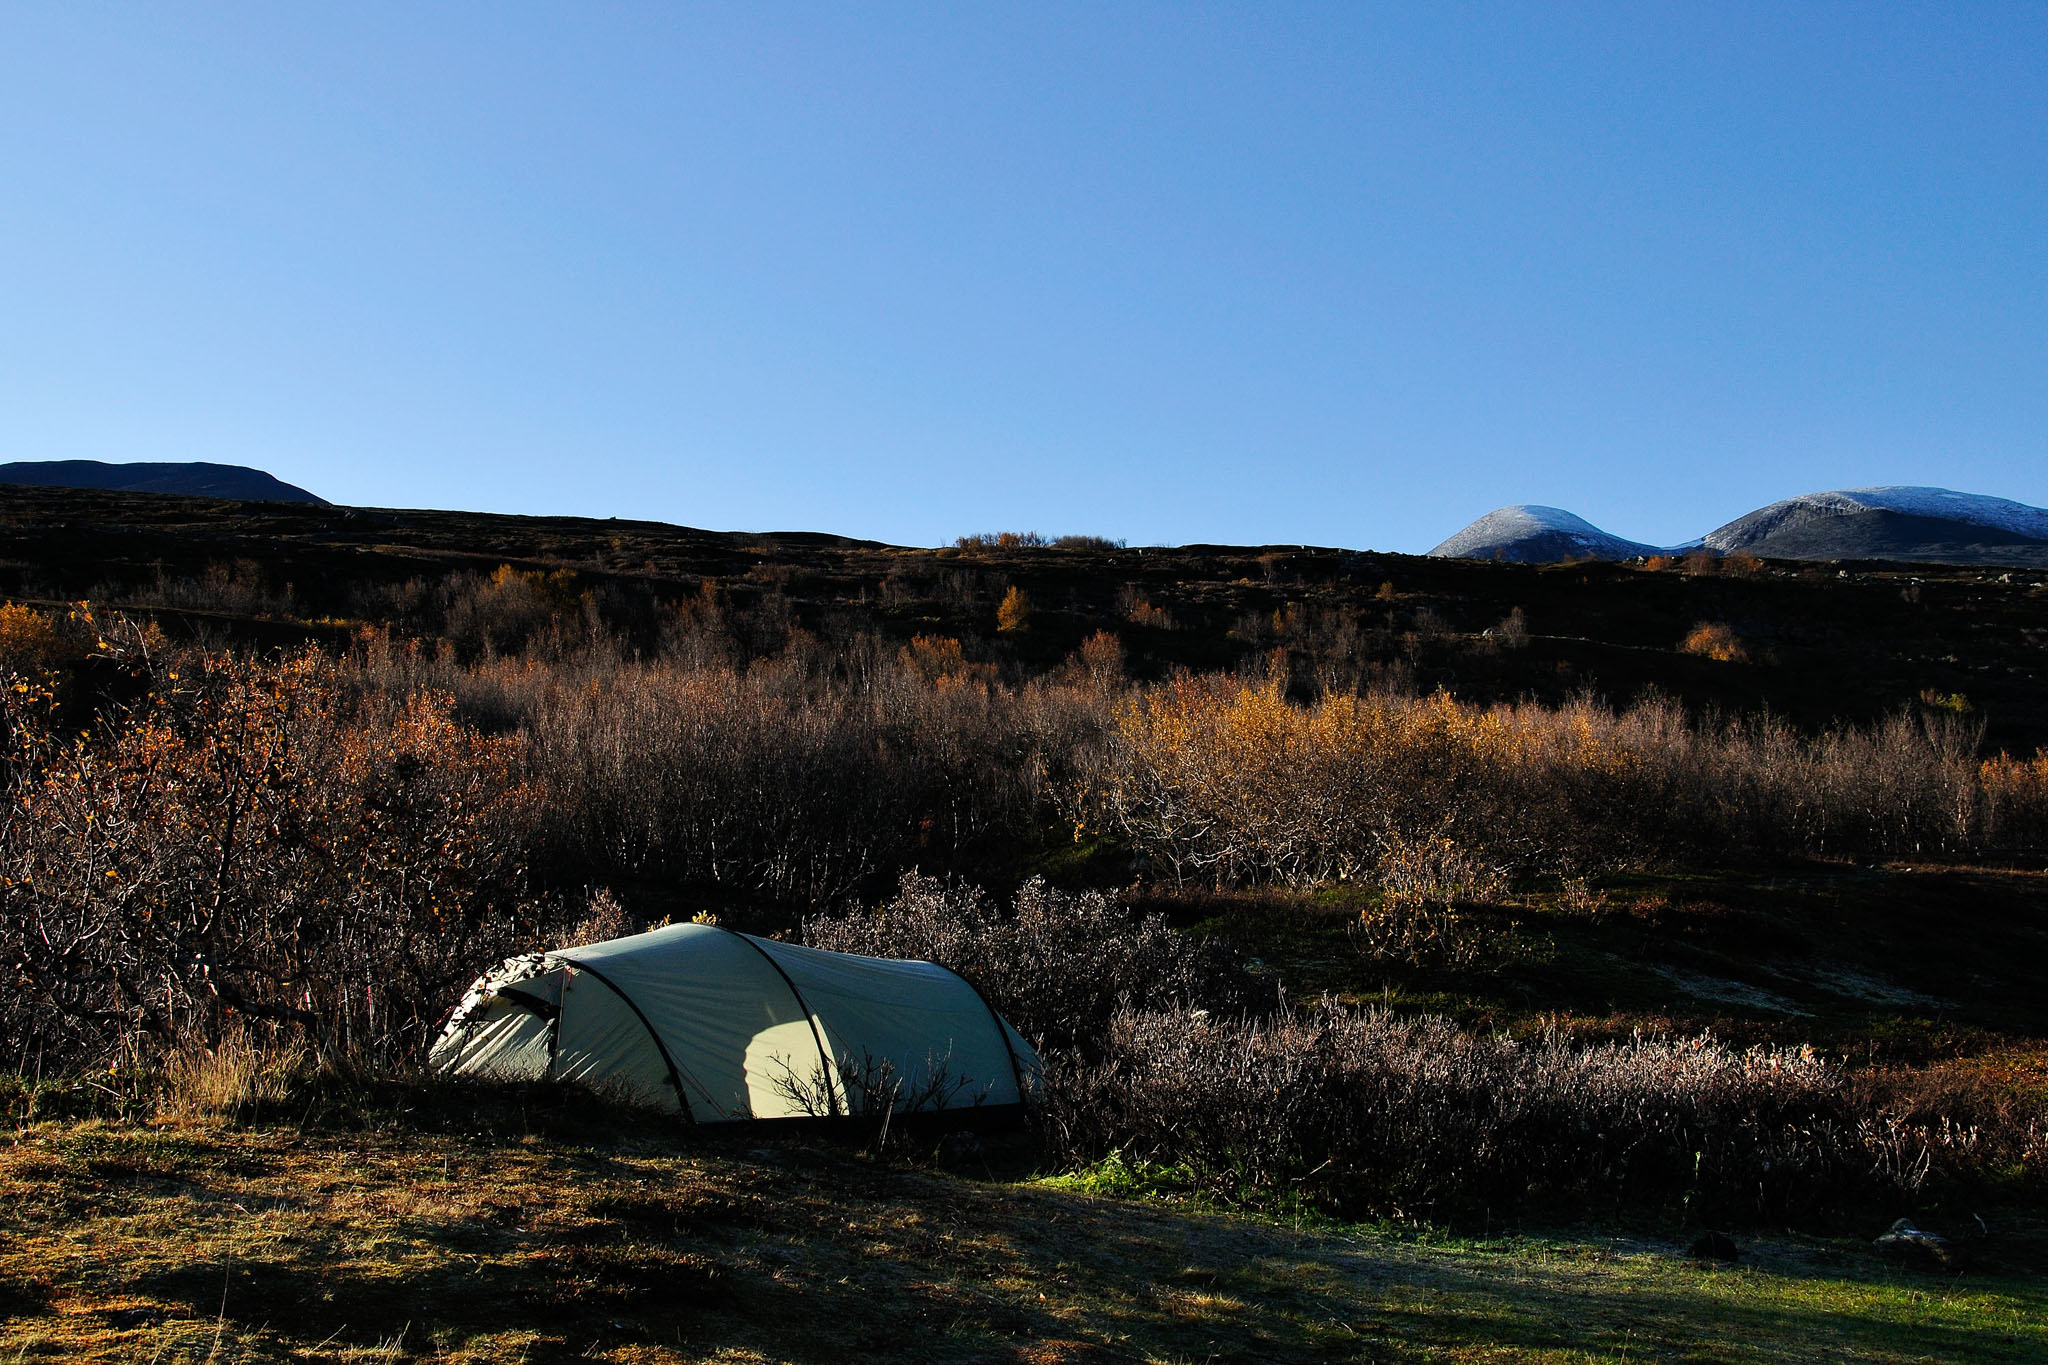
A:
[
  {"left": 929, "top": 962, "right": 1030, "bottom": 1109},
  {"left": 551, "top": 956, "right": 699, "bottom": 1123},
  {"left": 716, "top": 929, "right": 844, "bottom": 1118}
]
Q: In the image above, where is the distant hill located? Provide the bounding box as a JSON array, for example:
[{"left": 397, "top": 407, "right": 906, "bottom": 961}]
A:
[
  {"left": 1431, "top": 486, "right": 2048, "bottom": 568},
  {"left": 1426, "top": 505, "right": 1659, "bottom": 563},
  {"left": 1701, "top": 487, "right": 2048, "bottom": 567},
  {"left": 0, "top": 481, "right": 2045, "bottom": 752},
  {"left": 0, "top": 460, "right": 325, "bottom": 505}
]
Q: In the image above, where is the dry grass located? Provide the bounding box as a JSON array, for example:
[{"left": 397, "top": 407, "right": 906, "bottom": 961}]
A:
[
  {"left": 157, "top": 1028, "right": 311, "bottom": 1123},
  {"left": 2, "top": 1106, "right": 2046, "bottom": 1364}
]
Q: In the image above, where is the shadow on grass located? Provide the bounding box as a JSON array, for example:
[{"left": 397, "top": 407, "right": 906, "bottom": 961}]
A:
[
  {"left": 57, "top": 1156, "right": 2048, "bottom": 1365},
  {"left": 0, "top": 1274, "right": 51, "bottom": 1322},
  {"left": 26, "top": 1071, "right": 2048, "bottom": 1364}
]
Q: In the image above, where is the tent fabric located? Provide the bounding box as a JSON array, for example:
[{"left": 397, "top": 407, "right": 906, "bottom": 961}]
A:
[{"left": 428, "top": 923, "right": 1038, "bottom": 1124}]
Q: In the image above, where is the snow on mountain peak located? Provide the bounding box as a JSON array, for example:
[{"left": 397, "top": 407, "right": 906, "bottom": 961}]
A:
[
  {"left": 1428, "top": 505, "right": 1655, "bottom": 561},
  {"left": 1702, "top": 486, "right": 2048, "bottom": 551},
  {"left": 1481, "top": 505, "right": 1607, "bottom": 536},
  {"left": 1830, "top": 487, "right": 2048, "bottom": 538},
  {"left": 1429, "top": 486, "right": 2048, "bottom": 565}
]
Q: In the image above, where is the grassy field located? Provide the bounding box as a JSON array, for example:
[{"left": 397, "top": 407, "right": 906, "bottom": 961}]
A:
[{"left": 3, "top": 1092, "right": 2044, "bottom": 1365}]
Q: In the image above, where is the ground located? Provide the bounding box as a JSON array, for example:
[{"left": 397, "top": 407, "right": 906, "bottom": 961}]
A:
[{"left": 3, "top": 1106, "right": 2043, "bottom": 1364}]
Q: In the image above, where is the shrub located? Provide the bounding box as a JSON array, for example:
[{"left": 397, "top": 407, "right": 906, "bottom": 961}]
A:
[
  {"left": 522, "top": 663, "right": 925, "bottom": 905},
  {"left": 996, "top": 586, "right": 1032, "bottom": 633},
  {"left": 0, "top": 602, "right": 164, "bottom": 735},
  {"left": 1070, "top": 678, "right": 1995, "bottom": 881},
  {"left": 1040, "top": 1003, "right": 1937, "bottom": 1224},
  {"left": 0, "top": 645, "right": 546, "bottom": 1071},
  {"left": 556, "top": 887, "right": 638, "bottom": 949},
  {"left": 899, "top": 634, "right": 985, "bottom": 685},
  {"left": 956, "top": 531, "right": 1049, "bottom": 550},
  {"left": 1349, "top": 902, "right": 1525, "bottom": 976},
  {"left": 1680, "top": 621, "right": 1748, "bottom": 663},
  {"left": 140, "top": 559, "right": 297, "bottom": 620},
  {"left": 515, "top": 651, "right": 1100, "bottom": 906},
  {"left": 803, "top": 873, "right": 1260, "bottom": 1051},
  {"left": 1981, "top": 752, "right": 2048, "bottom": 851},
  {"left": 1124, "top": 598, "right": 1174, "bottom": 630},
  {"left": 0, "top": 602, "right": 72, "bottom": 675},
  {"left": 1068, "top": 631, "right": 1125, "bottom": 690},
  {"left": 1723, "top": 552, "right": 1765, "bottom": 577},
  {"left": 1374, "top": 831, "right": 1508, "bottom": 909},
  {"left": 1074, "top": 680, "right": 1655, "bottom": 886}
]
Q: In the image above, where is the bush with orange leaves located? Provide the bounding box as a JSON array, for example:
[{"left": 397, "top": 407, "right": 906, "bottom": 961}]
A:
[
  {"left": 1981, "top": 751, "right": 2048, "bottom": 851},
  {"left": 0, "top": 602, "right": 71, "bottom": 676},
  {"left": 1680, "top": 621, "right": 1749, "bottom": 663},
  {"left": 0, "top": 636, "right": 544, "bottom": 1072},
  {"left": 1077, "top": 678, "right": 1654, "bottom": 887},
  {"left": 1075, "top": 678, "right": 2007, "bottom": 884},
  {"left": 0, "top": 601, "right": 164, "bottom": 740}
]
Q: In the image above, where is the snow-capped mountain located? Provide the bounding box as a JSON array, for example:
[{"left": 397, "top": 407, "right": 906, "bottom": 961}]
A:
[
  {"left": 1428, "top": 486, "right": 2048, "bottom": 567},
  {"left": 1701, "top": 487, "right": 2048, "bottom": 564},
  {"left": 1426, "top": 506, "right": 1659, "bottom": 563}
]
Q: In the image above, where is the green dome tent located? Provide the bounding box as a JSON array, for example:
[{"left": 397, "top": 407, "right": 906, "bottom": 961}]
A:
[{"left": 428, "top": 923, "right": 1037, "bottom": 1123}]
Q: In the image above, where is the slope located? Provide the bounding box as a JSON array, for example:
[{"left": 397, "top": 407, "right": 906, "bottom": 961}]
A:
[
  {"left": 1703, "top": 488, "right": 2048, "bottom": 567},
  {"left": 1427, "top": 505, "right": 1660, "bottom": 563},
  {"left": 0, "top": 460, "right": 326, "bottom": 505}
]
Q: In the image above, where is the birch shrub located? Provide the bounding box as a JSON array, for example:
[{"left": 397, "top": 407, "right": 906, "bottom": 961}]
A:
[
  {"left": 1039, "top": 1004, "right": 1947, "bottom": 1224},
  {"left": 0, "top": 641, "right": 545, "bottom": 1072}
]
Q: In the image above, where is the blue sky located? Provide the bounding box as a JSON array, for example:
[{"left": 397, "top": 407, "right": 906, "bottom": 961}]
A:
[{"left": 3, "top": 4, "right": 2042, "bottom": 550}]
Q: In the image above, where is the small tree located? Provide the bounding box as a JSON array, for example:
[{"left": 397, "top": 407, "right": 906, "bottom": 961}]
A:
[
  {"left": 996, "top": 586, "right": 1032, "bottom": 633},
  {"left": 1074, "top": 630, "right": 1125, "bottom": 689},
  {"left": 1680, "top": 621, "right": 1747, "bottom": 663}
]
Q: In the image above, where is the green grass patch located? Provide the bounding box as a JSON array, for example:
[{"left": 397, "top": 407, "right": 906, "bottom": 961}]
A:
[{"left": 6, "top": 1114, "right": 2046, "bottom": 1363}]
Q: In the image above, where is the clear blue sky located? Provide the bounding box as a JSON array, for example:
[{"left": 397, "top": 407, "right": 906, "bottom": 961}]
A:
[{"left": 3, "top": 4, "right": 2043, "bottom": 550}]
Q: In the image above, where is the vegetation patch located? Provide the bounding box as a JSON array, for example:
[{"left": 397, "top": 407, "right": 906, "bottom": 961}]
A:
[{"left": 2, "top": 495, "right": 2047, "bottom": 1355}]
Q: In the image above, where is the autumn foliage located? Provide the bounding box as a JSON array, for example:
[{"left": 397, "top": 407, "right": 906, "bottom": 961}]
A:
[
  {"left": 0, "top": 633, "right": 542, "bottom": 1072},
  {"left": 1072, "top": 677, "right": 2021, "bottom": 885},
  {"left": 1680, "top": 621, "right": 1749, "bottom": 663},
  {"left": 3, "top": 596, "right": 2048, "bottom": 1074},
  {"left": 1982, "top": 750, "right": 2048, "bottom": 850},
  {"left": 996, "top": 585, "right": 1032, "bottom": 633}
]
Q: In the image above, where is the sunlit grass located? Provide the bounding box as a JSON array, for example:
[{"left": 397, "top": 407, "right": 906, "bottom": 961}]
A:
[{"left": 3, "top": 1115, "right": 2043, "bottom": 1364}]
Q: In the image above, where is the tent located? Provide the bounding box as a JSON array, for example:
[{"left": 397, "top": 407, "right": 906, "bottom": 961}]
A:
[{"left": 428, "top": 923, "right": 1038, "bottom": 1124}]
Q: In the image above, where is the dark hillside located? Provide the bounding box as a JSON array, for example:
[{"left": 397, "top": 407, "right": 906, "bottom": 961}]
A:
[
  {"left": 0, "top": 460, "right": 325, "bottom": 505},
  {"left": 2, "top": 484, "right": 2045, "bottom": 749}
]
